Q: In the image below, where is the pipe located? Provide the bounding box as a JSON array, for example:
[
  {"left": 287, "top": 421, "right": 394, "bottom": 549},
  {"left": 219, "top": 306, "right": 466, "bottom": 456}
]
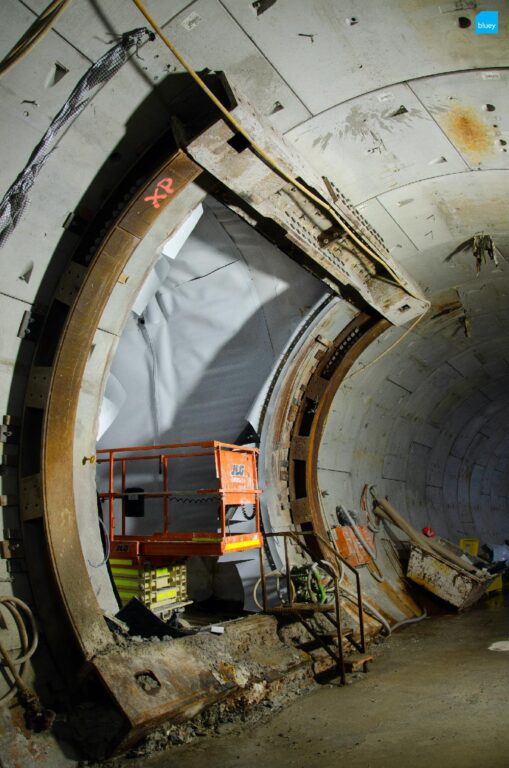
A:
[
  {"left": 374, "top": 497, "right": 478, "bottom": 575},
  {"left": 391, "top": 610, "right": 428, "bottom": 632}
]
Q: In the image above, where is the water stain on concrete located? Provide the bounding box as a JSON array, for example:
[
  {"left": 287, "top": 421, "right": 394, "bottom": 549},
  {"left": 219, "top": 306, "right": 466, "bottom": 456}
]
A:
[
  {"left": 442, "top": 105, "right": 494, "bottom": 160},
  {"left": 312, "top": 131, "right": 333, "bottom": 151}
]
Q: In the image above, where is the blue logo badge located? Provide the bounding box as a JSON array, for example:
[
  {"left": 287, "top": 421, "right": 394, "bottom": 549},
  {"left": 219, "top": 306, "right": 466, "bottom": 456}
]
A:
[{"left": 475, "top": 10, "right": 498, "bottom": 34}]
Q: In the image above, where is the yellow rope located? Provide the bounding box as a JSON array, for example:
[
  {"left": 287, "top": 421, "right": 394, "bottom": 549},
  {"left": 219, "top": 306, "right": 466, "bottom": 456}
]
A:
[
  {"left": 0, "top": 0, "right": 73, "bottom": 78},
  {"left": 346, "top": 312, "right": 425, "bottom": 380},
  {"left": 130, "top": 0, "right": 424, "bottom": 303}
]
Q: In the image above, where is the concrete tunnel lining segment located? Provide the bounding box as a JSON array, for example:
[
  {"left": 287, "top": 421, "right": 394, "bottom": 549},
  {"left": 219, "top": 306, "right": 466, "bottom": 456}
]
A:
[{"left": 0, "top": 3, "right": 508, "bottom": 756}]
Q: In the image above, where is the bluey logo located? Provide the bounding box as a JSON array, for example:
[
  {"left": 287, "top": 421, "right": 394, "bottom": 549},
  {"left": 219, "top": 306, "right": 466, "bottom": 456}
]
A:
[{"left": 475, "top": 10, "right": 498, "bottom": 34}]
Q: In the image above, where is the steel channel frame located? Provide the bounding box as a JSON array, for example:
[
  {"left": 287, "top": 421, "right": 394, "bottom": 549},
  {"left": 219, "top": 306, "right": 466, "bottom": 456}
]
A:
[{"left": 18, "top": 138, "right": 402, "bottom": 750}]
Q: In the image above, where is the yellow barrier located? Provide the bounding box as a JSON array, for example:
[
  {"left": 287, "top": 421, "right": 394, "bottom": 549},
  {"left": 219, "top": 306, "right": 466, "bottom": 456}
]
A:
[{"left": 459, "top": 538, "right": 479, "bottom": 557}]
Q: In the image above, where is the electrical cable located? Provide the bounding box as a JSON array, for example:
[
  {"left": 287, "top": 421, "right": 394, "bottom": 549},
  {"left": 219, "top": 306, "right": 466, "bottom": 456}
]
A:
[
  {"left": 0, "top": 27, "right": 153, "bottom": 247},
  {"left": 0, "top": 596, "right": 39, "bottom": 706},
  {"left": 0, "top": 0, "right": 73, "bottom": 78},
  {"left": 253, "top": 570, "right": 296, "bottom": 611},
  {"left": 391, "top": 609, "right": 428, "bottom": 632},
  {"left": 87, "top": 517, "right": 110, "bottom": 568},
  {"left": 307, "top": 562, "right": 331, "bottom": 604},
  {"left": 130, "top": 0, "right": 424, "bottom": 305}
]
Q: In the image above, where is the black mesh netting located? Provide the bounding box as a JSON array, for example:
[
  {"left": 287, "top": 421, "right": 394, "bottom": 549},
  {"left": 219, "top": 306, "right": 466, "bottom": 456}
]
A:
[{"left": 0, "top": 27, "right": 154, "bottom": 248}]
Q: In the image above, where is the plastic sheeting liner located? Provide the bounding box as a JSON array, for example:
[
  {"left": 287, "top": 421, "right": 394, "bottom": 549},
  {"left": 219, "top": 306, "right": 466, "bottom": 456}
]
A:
[{"left": 97, "top": 198, "right": 325, "bottom": 548}]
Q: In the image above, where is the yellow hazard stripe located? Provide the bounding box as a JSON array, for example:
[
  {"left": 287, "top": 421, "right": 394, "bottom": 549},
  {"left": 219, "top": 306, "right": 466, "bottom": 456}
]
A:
[
  {"left": 224, "top": 538, "right": 261, "bottom": 552},
  {"left": 156, "top": 588, "right": 178, "bottom": 601}
]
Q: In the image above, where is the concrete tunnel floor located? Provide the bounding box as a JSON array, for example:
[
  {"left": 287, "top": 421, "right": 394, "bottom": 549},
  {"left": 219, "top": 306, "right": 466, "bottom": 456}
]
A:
[{"left": 105, "top": 597, "right": 509, "bottom": 768}]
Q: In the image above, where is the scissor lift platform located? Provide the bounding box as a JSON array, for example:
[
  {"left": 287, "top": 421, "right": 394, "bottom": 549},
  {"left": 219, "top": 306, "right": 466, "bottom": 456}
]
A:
[{"left": 97, "top": 440, "right": 263, "bottom": 562}]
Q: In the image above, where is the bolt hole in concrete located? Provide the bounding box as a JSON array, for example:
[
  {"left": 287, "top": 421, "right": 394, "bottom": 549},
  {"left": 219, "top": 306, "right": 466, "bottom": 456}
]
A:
[
  {"left": 458, "top": 16, "right": 472, "bottom": 28},
  {"left": 45, "top": 61, "right": 69, "bottom": 87},
  {"left": 135, "top": 671, "right": 162, "bottom": 694}
]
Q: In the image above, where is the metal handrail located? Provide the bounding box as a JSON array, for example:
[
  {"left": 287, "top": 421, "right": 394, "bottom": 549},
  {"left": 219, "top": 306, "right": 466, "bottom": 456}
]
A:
[
  {"left": 97, "top": 441, "right": 262, "bottom": 551},
  {"left": 312, "top": 531, "right": 366, "bottom": 654},
  {"left": 259, "top": 529, "right": 366, "bottom": 655},
  {"left": 259, "top": 530, "right": 347, "bottom": 685}
]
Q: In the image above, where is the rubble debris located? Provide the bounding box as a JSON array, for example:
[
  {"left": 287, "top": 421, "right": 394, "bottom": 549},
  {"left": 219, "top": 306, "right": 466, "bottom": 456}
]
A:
[{"left": 114, "top": 598, "right": 192, "bottom": 640}]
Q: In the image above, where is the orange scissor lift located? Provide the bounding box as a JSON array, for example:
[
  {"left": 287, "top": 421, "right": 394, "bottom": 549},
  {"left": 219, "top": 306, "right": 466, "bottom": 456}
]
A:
[{"left": 97, "top": 441, "right": 263, "bottom": 563}]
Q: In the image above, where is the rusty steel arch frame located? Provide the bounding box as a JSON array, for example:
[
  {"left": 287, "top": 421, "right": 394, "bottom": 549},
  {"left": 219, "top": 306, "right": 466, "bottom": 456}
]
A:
[
  {"left": 18, "top": 138, "right": 395, "bottom": 751},
  {"left": 292, "top": 316, "right": 390, "bottom": 541},
  {"left": 18, "top": 148, "right": 212, "bottom": 749}
]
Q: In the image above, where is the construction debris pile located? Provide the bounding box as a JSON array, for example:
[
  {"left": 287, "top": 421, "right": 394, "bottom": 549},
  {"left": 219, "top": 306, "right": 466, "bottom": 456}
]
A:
[{"left": 372, "top": 495, "right": 502, "bottom": 609}]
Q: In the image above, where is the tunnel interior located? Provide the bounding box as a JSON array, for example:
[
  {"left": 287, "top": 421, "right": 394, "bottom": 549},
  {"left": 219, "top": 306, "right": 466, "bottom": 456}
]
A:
[{"left": 0, "top": 0, "right": 508, "bottom": 763}]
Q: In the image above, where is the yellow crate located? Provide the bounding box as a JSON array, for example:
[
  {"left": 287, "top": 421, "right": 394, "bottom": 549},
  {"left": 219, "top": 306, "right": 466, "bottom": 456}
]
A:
[
  {"left": 117, "top": 586, "right": 179, "bottom": 603},
  {"left": 111, "top": 561, "right": 188, "bottom": 607},
  {"left": 112, "top": 572, "right": 175, "bottom": 589},
  {"left": 486, "top": 574, "right": 503, "bottom": 594},
  {"left": 459, "top": 538, "right": 479, "bottom": 557}
]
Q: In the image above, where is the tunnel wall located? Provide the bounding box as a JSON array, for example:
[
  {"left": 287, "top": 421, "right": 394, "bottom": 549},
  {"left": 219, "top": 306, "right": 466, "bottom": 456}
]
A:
[{"left": 318, "top": 278, "right": 509, "bottom": 547}]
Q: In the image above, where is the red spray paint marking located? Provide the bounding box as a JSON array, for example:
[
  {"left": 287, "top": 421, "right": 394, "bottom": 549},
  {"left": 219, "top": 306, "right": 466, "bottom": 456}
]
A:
[{"left": 144, "top": 177, "right": 174, "bottom": 209}]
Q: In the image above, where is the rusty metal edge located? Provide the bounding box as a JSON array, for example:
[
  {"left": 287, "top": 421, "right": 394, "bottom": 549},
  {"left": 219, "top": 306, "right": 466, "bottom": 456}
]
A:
[
  {"left": 305, "top": 317, "right": 390, "bottom": 543},
  {"left": 39, "top": 150, "right": 202, "bottom": 659}
]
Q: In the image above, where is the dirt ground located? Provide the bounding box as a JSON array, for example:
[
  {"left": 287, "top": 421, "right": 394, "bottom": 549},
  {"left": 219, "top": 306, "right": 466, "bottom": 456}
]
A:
[{"left": 104, "top": 595, "right": 509, "bottom": 768}]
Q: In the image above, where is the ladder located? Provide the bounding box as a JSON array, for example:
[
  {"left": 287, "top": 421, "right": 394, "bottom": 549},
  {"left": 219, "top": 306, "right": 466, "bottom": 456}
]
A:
[{"left": 258, "top": 531, "right": 372, "bottom": 685}]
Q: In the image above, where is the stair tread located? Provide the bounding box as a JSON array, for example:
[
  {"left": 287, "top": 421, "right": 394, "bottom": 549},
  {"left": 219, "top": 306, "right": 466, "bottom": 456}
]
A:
[{"left": 344, "top": 653, "right": 373, "bottom": 671}]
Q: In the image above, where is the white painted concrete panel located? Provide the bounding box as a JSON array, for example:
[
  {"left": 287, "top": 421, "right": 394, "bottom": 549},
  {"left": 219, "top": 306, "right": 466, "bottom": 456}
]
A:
[
  {"left": 159, "top": 0, "right": 311, "bottom": 132},
  {"left": 356, "top": 198, "right": 418, "bottom": 260},
  {"left": 222, "top": 0, "right": 509, "bottom": 114},
  {"left": 378, "top": 171, "right": 509, "bottom": 251},
  {"left": 411, "top": 69, "right": 509, "bottom": 171},
  {"left": 23, "top": 0, "right": 191, "bottom": 62},
  {"left": 286, "top": 83, "right": 468, "bottom": 205}
]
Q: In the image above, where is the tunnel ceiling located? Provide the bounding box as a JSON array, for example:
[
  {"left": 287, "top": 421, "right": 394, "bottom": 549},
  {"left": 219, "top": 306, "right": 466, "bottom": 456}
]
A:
[
  {"left": 1, "top": 1, "right": 506, "bottom": 311},
  {"left": 1, "top": 0, "right": 507, "bottom": 541},
  {"left": 2, "top": 1, "right": 507, "bottom": 294}
]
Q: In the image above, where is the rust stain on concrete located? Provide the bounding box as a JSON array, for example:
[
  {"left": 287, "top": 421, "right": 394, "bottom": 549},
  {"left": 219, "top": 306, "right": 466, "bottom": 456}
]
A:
[{"left": 443, "top": 105, "right": 494, "bottom": 159}]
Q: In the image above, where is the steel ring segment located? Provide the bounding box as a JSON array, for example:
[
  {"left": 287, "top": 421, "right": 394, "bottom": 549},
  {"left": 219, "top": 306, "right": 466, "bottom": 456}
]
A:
[{"left": 21, "top": 150, "right": 201, "bottom": 661}]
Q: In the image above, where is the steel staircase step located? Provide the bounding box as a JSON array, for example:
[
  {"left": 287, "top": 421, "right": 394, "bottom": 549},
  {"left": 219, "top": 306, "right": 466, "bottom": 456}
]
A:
[{"left": 344, "top": 653, "right": 373, "bottom": 673}]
